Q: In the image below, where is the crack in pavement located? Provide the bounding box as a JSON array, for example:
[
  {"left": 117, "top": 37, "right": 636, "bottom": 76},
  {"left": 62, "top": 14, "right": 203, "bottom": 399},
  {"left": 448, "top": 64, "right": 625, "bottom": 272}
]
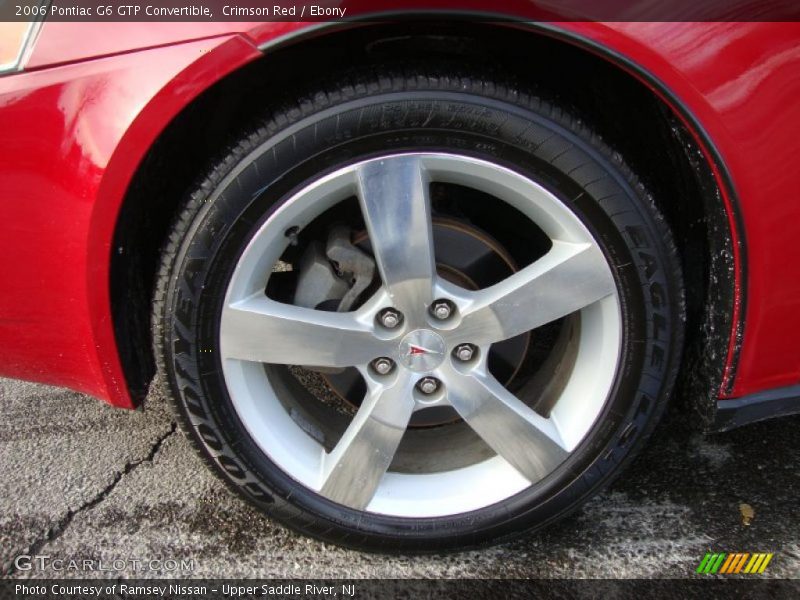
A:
[{"left": 4, "top": 422, "right": 177, "bottom": 577}]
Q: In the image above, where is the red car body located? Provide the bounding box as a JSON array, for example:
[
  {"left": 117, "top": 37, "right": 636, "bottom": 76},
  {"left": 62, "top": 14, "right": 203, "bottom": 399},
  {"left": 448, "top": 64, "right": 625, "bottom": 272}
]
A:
[{"left": 1, "top": 12, "right": 799, "bottom": 430}]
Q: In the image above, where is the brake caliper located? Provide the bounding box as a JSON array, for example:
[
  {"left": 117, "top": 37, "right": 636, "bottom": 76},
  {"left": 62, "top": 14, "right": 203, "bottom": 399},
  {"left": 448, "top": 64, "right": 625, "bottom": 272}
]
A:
[
  {"left": 325, "top": 225, "right": 376, "bottom": 312},
  {"left": 292, "top": 226, "right": 376, "bottom": 312}
]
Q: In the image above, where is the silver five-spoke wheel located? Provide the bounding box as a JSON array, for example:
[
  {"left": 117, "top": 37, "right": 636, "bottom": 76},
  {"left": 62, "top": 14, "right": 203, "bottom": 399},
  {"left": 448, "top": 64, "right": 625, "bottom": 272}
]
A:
[{"left": 219, "top": 153, "right": 621, "bottom": 517}]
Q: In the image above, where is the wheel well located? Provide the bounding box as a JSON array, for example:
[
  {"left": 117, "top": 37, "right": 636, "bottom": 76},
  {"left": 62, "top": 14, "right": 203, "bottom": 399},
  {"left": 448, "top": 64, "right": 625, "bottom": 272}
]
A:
[{"left": 112, "top": 21, "right": 736, "bottom": 424}]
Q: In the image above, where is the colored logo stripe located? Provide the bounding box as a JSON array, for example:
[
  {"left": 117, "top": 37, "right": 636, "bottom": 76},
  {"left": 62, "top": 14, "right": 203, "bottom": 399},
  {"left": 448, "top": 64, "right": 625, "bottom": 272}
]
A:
[
  {"left": 719, "top": 553, "right": 736, "bottom": 573},
  {"left": 721, "top": 553, "right": 747, "bottom": 573},
  {"left": 697, "top": 553, "right": 726, "bottom": 574},
  {"left": 733, "top": 553, "right": 750, "bottom": 573},
  {"left": 697, "top": 552, "right": 774, "bottom": 574},
  {"left": 744, "top": 553, "right": 774, "bottom": 574}
]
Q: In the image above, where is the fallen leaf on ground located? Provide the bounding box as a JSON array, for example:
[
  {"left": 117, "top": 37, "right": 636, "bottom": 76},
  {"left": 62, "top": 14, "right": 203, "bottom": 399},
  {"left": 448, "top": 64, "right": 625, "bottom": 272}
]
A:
[{"left": 739, "top": 503, "right": 755, "bottom": 526}]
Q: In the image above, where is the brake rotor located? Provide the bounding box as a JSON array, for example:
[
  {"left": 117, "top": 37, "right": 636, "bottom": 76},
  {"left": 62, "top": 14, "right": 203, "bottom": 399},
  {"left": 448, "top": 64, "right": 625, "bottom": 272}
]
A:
[{"left": 322, "top": 217, "right": 531, "bottom": 427}]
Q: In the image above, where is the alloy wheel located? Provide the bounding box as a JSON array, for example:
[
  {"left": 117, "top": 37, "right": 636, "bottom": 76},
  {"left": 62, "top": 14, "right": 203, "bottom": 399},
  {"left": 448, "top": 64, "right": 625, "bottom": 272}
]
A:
[{"left": 218, "top": 153, "right": 622, "bottom": 517}]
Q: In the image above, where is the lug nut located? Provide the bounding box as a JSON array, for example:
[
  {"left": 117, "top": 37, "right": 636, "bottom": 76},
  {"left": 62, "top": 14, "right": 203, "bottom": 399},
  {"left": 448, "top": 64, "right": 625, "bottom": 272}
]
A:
[
  {"left": 454, "top": 343, "right": 476, "bottom": 362},
  {"left": 431, "top": 299, "right": 455, "bottom": 320},
  {"left": 371, "top": 357, "right": 394, "bottom": 375},
  {"left": 378, "top": 308, "right": 402, "bottom": 329},
  {"left": 417, "top": 377, "right": 440, "bottom": 395}
]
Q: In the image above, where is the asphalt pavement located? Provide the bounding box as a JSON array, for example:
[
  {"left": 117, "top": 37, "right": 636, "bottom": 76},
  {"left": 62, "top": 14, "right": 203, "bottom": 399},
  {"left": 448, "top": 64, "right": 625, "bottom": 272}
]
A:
[{"left": 1, "top": 376, "right": 798, "bottom": 579}]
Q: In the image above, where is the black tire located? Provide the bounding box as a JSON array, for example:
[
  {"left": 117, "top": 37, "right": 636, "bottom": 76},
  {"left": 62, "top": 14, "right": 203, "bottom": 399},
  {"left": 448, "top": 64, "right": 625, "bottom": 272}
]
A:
[{"left": 152, "top": 66, "right": 684, "bottom": 552}]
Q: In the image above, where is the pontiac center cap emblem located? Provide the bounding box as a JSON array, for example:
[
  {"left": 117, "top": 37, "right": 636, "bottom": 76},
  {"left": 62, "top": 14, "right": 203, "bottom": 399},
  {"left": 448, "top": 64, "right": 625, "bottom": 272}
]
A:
[{"left": 399, "top": 329, "right": 446, "bottom": 372}]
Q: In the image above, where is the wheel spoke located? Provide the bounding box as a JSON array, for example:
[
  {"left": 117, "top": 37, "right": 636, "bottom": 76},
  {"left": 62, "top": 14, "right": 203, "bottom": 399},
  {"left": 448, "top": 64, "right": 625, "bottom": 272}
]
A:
[
  {"left": 356, "top": 155, "right": 436, "bottom": 314},
  {"left": 320, "top": 374, "right": 415, "bottom": 509},
  {"left": 457, "top": 240, "right": 615, "bottom": 345},
  {"left": 448, "top": 371, "right": 568, "bottom": 483},
  {"left": 220, "top": 295, "right": 388, "bottom": 367}
]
